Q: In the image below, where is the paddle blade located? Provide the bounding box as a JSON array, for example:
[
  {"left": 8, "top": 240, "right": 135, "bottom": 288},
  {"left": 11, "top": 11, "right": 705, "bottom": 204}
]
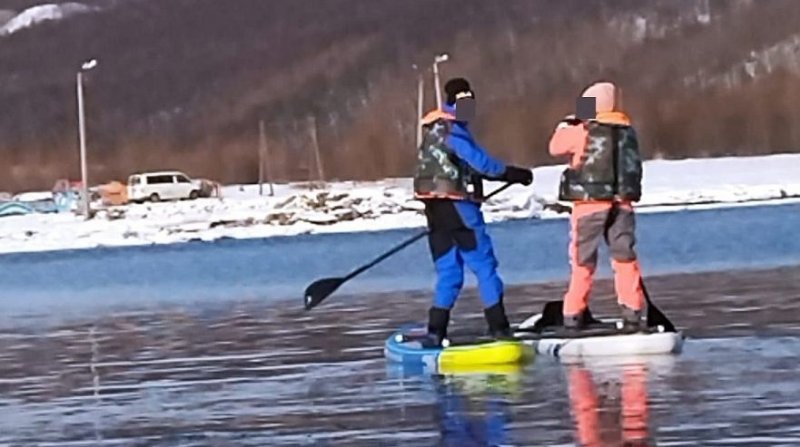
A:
[
  {"left": 303, "top": 277, "right": 345, "bottom": 310},
  {"left": 515, "top": 301, "right": 563, "bottom": 333},
  {"left": 646, "top": 302, "right": 676, "bottom": 332},
  {"left": 641, "top": 279, "right": 677, "bottom": 332},
  {"left": 533, "top": 300, "right": 564, "bottom": 331},
  {"left": 516, "top": 301, "right": 604, "bottom": 333}
]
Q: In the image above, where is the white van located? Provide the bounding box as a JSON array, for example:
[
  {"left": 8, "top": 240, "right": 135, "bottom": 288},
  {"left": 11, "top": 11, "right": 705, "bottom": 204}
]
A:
[{"left": 127, "top": 171, "right": 202, "bottom": 203}]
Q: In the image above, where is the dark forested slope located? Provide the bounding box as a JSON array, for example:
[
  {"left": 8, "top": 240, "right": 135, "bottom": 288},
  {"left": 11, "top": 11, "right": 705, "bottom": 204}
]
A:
[{"left": 1, "top": 0, "right": 799, "bottom": 190}]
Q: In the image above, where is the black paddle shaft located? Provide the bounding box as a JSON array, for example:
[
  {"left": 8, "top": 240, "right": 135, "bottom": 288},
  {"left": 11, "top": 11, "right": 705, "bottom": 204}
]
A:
[
  {"left": 641, "top": 279, "right": 676, "bottom": 332},
  {"left": 343, "top": 231, "right": 427, "bottom": 281},
  {"left": 303, "top": 183, "right": 515, "bottom": 310},
  {"left": 603, "top": 204, "right": 677, "bottom": 331},
  {"left": 513, "top": 280, "right": 676, "bottom": 334}
]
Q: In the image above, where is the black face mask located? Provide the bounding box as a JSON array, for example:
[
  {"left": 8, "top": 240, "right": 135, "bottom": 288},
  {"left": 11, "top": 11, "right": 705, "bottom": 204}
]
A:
[
  {"left": 576, "top": 97, "right": 596, "bottom": 121},
  {"left": 455, "top": 97, "right": 476, "bottom": 122}
]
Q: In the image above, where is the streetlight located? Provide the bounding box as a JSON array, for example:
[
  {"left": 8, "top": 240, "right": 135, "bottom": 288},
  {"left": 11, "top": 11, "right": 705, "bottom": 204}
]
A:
[
  {"left": 76, "top": 58, "right": 97, "bottom": 219},
  {"left": 412, "top": 64, "right": 424, "bottom": 147},
  {"left": 432, "top": 53, "right": 449, "bottom": 109}
]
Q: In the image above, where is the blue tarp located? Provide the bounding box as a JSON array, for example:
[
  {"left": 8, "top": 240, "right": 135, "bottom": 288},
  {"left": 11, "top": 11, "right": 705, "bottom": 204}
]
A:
[
  {"left": 0, "top": 202, "right": 34, "bottom": 217},
  {"left": 0, "top": 194, "right": 74, "bottom": 217}
]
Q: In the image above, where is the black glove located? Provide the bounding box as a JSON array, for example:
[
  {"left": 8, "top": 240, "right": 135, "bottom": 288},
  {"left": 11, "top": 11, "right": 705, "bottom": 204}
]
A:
[
  {"left": 502, "top": 166, "right": 533, "bottom": 186},
  {"left": 559, "top": 114, "right": 583, "bottom": 127}
]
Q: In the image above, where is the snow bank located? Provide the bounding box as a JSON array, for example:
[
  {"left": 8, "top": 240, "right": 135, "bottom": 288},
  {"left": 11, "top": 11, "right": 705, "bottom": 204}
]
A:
[
  {"left": 0, "top": 154, "right": 799, "bottom": 255},
  {"left": 530, "top": 153, "right": 800, "bottom": 209},
  {"left": 0, "top": 3, "right": 93, "bottom": 36}
]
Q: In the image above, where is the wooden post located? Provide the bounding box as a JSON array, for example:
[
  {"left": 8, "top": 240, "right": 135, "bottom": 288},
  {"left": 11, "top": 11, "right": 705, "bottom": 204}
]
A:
[
  {"left": 258, "top": 119, "right": 275, "bottom": 196},
  {"left": 416, "top": 73, "right": 424, "bottom": 147},
  {"left": 266, "top": 140, "right": 274, "bottom": 197},
  {"left": 433, "top": 61, "right": 442, "bottom": 110},
  {"left": 308, "top": 115, "right": 325, "bottom": 184},
  {"left": 258, "top": 120, "right": 265, "bottom": 196}
]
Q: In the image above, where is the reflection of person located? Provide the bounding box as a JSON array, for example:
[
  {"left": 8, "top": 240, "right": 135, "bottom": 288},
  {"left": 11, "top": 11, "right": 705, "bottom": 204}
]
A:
[
  {"left": 386, "top": 362, "right": 521, "bottom": 446},
  {"left": 548, "top": 81, "right": 645, "bottom": 331},
  {"left": 566, "top": 362, "right": 651, "bottom": 446},
  {"left": 433, "top": 373, "right": 515, "bottom": 447}
]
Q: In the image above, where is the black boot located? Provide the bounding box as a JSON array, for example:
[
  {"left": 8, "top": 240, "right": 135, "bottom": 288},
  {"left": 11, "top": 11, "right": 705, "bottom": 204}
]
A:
[
  {"left": 425, "top": 306, "right": 450, "bottom": 347},
  {"left": 620, "top": 305, "right": 643, "bottom": 333},
  {"left": 484, "top": 302, "right": 512, "bottom": 339},
  {"left": 563, "top": 308, "right": 596, "bottom": 332},
  {"left": 563, "top": 313, "right": 585, "bottom": 331}
]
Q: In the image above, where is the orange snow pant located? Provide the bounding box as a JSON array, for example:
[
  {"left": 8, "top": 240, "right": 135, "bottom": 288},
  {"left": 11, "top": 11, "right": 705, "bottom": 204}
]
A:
[
  {"left": 564, "top": 201, "right": 644, "bottom": 317},
  {"left": 568, "top": 364, "right": 650, "bottom": 446}
]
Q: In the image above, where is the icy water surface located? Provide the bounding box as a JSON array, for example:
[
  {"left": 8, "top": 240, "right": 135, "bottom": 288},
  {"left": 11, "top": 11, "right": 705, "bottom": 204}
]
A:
[
  {"left": 1, "top": 266, "right": 799, "bottom": 446},
  {"left": 1, "top": 203, "right": 799, "bottom": 321}
]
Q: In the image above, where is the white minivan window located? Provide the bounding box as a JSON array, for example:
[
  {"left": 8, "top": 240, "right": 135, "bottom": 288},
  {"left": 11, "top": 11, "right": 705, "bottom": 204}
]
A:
[
  {"left": 148, "top": 175, "right": 174, "bottom": 184},
  {"left": 176, "top": 175, "right": 191, "bottom": 183}
]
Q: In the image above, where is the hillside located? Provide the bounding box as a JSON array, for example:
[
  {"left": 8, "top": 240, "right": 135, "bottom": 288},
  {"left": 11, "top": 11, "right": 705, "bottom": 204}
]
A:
[{"left": 1, "top": 0, "right": 800, "bottom": 191}]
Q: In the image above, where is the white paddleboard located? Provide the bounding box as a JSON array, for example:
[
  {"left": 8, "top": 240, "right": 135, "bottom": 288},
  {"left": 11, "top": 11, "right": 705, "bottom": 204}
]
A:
[{"left": 513, "top": 313, "right": 684, "bottom": 358}]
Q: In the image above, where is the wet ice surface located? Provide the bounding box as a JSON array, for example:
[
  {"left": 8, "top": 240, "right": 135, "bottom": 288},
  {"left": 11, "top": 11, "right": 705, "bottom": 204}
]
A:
[{"left": 1, "top": 267, "right": 799, "bottom": 446}]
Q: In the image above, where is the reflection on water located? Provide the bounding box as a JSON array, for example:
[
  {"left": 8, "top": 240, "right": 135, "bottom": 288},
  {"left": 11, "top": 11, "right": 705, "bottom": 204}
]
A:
[
  {"left": 565, "top": 358, "right": 655, "bottom": 447},
  {"left": 1, "top": 267, "right": 800, "bottom": 445},
  {"left": 430, "top": 374, "right": 514, "bottom": 447},
  {"left": 390, "top": 356, "right": 669, "bottom": 447},
  {"left": 388, "top": 362, "right": 524, "bottom": 447},
  {"left": 3, "top": 203, "right": 800, "bottom": 322}
]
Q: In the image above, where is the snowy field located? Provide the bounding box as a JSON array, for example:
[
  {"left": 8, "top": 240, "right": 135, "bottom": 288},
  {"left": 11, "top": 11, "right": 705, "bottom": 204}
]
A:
[{"left": 0, "top": 154, "right": 799, "bottom": 255}]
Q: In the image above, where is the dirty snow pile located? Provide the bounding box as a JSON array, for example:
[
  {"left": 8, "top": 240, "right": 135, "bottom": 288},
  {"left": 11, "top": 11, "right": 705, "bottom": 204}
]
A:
[
  {"left": 1, "top": 154, "right": 799, "bottom": 255},
  {"left": 0, "top": 3, "right": 94, "bottom": 36}
]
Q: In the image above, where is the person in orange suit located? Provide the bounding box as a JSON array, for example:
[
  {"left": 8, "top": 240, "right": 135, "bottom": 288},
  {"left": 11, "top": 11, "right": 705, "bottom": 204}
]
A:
[
  {"left": 548, "top": 81, "right": 645, "bottom": 330},
  {"left": 567, "top": 362, "right": 651, "bottom": 446}
]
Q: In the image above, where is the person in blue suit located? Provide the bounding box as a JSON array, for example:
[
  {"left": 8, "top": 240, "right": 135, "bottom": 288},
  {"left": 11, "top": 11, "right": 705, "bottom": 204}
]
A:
[
  {"left": 436, "top": 377, "right": 511, "bottom": 447},
  {"left": 413, "top": 77, "right": 533, "bottom": 346}
]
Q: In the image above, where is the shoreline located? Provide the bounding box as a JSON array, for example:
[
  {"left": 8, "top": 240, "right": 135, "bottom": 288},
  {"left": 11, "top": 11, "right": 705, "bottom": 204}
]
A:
[
  {"left": 1, "top": 153, "right": 799, "bottom": 256},
  {"left": 0, "top": 196, "right": 797, "bottom": 258}
]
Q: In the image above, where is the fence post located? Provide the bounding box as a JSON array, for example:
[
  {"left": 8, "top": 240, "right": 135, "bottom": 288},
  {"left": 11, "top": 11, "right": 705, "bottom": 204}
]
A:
[{"left": 308, "top": 115, "right": 325, "bottom": 184}]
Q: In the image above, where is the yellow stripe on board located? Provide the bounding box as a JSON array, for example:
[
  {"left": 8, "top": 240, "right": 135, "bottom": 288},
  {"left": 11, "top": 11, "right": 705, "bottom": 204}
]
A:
[
  {"left": 437, "top": 340, "right": 530, "bottom": 368},
  {"left": 437, "top": 361, "right": 523, "bottom": 376}
]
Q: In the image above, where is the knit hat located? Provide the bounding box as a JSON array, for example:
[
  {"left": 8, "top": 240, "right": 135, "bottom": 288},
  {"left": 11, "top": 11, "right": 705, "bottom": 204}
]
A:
[
  {"left": 580, "top": 81, "right": 619, "bottom": 113},
  {"left": 444, "top": 77, "right": 474, "bottom": 106}
]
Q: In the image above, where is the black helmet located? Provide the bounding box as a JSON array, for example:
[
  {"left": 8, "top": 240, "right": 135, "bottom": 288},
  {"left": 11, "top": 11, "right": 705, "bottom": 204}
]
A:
[{"left": 444, "top": 77, "right": 474, "bottom": 106}]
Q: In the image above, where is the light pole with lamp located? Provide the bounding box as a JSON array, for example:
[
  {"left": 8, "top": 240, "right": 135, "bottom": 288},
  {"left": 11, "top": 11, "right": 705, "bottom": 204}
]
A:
[
  {"left": 412, "top": 64, "right": 424, "bottom": 147},
  {"left": 432, "top": 53, "right": 449, "bottom": 109},
  {"left": 76, "top": 58, "right": 97, "bottom": 219}
]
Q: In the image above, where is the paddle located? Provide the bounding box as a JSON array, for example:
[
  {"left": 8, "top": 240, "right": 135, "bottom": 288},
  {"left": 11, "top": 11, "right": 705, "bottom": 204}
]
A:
[
  {"left": 515, "top": 280, "right": 676, "bottom": 334},
  {"left": 641, "top": 278, "right": 675, "bottom": 332},
  {"left": 303, "top": 183, "right": 515, "bottom": 310}
]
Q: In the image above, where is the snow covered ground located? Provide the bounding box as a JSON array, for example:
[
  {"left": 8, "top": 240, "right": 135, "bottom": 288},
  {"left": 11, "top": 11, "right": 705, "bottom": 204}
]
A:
[
  {"left": 1, "top": 154, "right": 799, "bottom": 255},
  {"left": 0, "top": 3, "right": 94, "bottom": 36}
]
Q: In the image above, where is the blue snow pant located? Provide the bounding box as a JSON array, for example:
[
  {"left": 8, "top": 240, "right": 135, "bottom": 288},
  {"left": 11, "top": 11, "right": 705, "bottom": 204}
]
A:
[
  {"left": 424, "top": 199, "right": 504, "bottom": 310},
  {"left": 437, "top": 381, "right": 509, "bottom": 447}
]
